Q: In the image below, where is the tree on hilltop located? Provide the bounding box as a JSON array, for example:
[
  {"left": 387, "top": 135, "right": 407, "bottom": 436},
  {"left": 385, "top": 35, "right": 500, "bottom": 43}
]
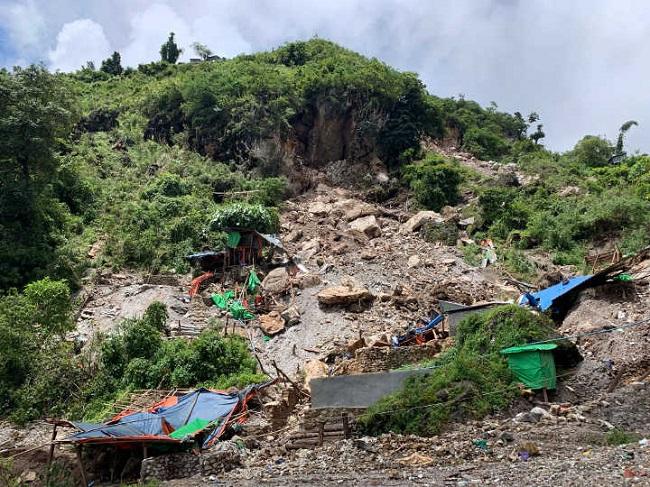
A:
[{"left": 161, "top": 32, "right": 182, "bottom": 64}]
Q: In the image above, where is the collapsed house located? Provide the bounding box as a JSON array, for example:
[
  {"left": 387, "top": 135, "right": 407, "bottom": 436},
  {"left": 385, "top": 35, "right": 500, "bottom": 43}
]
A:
[
  {"left": 51, "top": 384, "right": 271, "bottom": 483},
  {"left": 187, "top": 227, "right": 289, "bottom": 297}
]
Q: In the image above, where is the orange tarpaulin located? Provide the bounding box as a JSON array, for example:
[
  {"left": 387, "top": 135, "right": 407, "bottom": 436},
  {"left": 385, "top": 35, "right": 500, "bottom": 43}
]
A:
[{"left": 189, "top": 271, "right": 214, "bottom": 297}]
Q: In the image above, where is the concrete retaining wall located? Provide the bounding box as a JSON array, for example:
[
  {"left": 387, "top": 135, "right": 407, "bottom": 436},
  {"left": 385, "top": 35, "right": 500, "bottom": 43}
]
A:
[{"left": 310, "top": 369, "right": 432, "bottom": 409}]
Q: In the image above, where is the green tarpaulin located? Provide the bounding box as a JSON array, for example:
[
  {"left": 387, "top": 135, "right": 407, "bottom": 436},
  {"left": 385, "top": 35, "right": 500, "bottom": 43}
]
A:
[
  {"left": 169, "top": 417, "right": 212, "bottom": 439},
  {"left": 247, "top": 269, "right": 261, "bottom": 293},
  {"left": 211, "top": 290, "right": 235, "bottom": 309},
  {"left": 501, "top": 343, "right": 557, "bottom": 390},
  {"left": 211, "top": 290, "right": 254, "bottom": 320},
  {"left": 226, "top": 231, "right": 241, "bottom": 248},
  {"left": 229, "top": 301, "right": 254, "bottom": 320}
]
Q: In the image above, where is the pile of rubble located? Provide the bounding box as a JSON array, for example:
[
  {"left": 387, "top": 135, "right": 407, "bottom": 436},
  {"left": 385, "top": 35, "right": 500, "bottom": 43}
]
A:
[{"left": 250, "top": 184, "right": 517, "bottom": 378}]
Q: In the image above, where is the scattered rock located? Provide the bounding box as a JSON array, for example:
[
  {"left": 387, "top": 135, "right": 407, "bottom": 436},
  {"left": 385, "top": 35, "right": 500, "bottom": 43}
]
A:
[
  {"left": 347, "top": 337, "right": 366, "bottom": 353},
  {"left": 458, "top": 216, "right": 475, "bottom": 227},
  {"left": 333, "top": 199, "right": 378, "bottom": 221},
  {"left": 558, "top": 185, "right": 582, "bottom": 197},
  {"left": 514, "top": 412, "right": 539, "bottom": 423},
  {"left": 349, "top": 215, "right": 381, "bottom": 239},
  {"left": 407, "top": 255, "right": 421, "bottom": 268},
  {"left": 529, "top": 406, "right": 553, "bottom": 421},
  {"left": 402, "top": 211, "right": 444, "bottom": 233},
  {"left": 281, "top": 305, "right": 301, "bottom": 327},
  {"left": 259, "top": 311, "right": 285, "bottom": 335},
  {"left": 308, "top": 201, "right": 331, "bottom": 217},
  {"left": 397, "top": 452, "right": 434, "bottom": 466},
  {"left": 304, "top": 360, "right": 328, "bottom": 391},
  {"left": 286, "top": 228, "right": 303, "bottom": 242},
  {"left": 360, "top": 249, "right": 377, "bottom": 260},
  {"left": 317, "top": 284, "right": 373, "bottom": 306},
  {"left": 299, "top": 239, "right": 321, "bottom": 260},
  {"left": 262, "top": 267, "right": 290, "bottom": 294},
  {"left": 297, "top": 273, "right": 322, "bottom": 289}
]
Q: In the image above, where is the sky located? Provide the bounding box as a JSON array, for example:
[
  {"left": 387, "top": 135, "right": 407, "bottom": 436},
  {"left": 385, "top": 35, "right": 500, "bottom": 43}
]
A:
[{"left": 0, "top": 0, "right": 648, "bottom": 153}]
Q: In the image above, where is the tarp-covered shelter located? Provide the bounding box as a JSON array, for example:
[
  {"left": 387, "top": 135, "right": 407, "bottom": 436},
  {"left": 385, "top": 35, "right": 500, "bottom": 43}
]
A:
[
  {"left": 500, "top": 343, "right": 558, "bottom": 390},
  {"left": 59, "top": 385, "right": 267, "bottom": 449},
  {"left": 186, "top": 228, "right": 286, "bottom": 272}
]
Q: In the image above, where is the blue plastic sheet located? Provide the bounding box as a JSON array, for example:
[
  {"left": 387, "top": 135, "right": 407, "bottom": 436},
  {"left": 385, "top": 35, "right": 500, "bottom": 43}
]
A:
[{"left": 520, "top": 275, "right": 594, "bottom": 312}]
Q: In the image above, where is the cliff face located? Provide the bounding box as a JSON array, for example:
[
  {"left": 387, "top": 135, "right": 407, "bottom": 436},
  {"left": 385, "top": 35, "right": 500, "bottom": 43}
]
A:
[{"left": 293, "top": 98, "right": 375, "bottom": 166}]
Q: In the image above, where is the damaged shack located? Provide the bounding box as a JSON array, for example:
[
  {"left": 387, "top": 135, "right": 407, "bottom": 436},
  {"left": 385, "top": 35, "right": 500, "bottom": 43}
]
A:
[
  {"left": 187, "top": 228, "right": 289, "bottom": 297},
  {"left": 51, "top": 384, "right": 271, "bottom": 483}
]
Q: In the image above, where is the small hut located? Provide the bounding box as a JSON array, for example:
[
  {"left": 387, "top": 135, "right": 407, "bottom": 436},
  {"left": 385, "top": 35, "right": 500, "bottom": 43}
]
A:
[{"left": 500, "top": 343, "right": 558, "bottom": 390}]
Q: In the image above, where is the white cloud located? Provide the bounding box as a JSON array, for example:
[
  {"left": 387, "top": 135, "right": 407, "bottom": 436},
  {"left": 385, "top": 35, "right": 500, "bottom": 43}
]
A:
[
  {"left": 121, "top": 3, "right": 192, "bottom": 66},
  {"left": 48, "top": 19, "right": 111, "bottom": 72},
  {"left": 0, "top": 0, "right": 47, "bottom": 61}
]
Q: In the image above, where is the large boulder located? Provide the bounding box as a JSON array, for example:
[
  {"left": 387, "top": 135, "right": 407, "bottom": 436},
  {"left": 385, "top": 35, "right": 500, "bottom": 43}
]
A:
[
  {"left": 262, "top": 267, "right": 289, "bottom": 294},
  {"left": 332, "top": 199, "right": 378, "bottom": 221},
  {"left": 317, "top": 283, "right": 373, "bottom": 306},
  {"left": 349, "top": 215, "right": 381, "bottom": 239},
  {"left": 307, "top": 201, "right": 331, "bottom": 217},
  {"left": 402, "top": 211, "right": 444, "bottom": 233},
  {"left": 259, "top": 311, "right": 285, "bottom": 335}
]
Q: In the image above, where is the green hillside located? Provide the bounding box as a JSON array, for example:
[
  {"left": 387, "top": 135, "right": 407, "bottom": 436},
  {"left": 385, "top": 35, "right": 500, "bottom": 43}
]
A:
[{"left": 1, "top": 38, "right": 649, "bottom": 423}]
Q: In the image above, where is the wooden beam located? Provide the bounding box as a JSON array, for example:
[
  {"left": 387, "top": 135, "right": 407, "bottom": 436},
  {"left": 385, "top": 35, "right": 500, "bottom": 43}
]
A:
[{"left": 76, "top": 446, "right": 88, "bottom": 487}]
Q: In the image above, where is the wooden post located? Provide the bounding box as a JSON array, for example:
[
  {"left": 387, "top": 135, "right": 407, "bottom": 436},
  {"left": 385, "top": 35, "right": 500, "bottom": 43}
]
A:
[
  {"left": 342, "top": 413, "right": 350, "bottom": 439},
  {"left": 143, "top": 443, "right": 148, "bottom": 459},
  {"left": 317, "top": 422, "right": 325, "bottom": 446},
  {"left": 45, "top": 424, "right": 58, "bottom": 485},
  {"left": 542, "top": 387, "right": 549, "bottom": 403},
  {"left": 47, "top": 424, "right": 58, "bottom": 465},
  {"left": 76, "top": 446, "right": 88, "bottom": 487}
]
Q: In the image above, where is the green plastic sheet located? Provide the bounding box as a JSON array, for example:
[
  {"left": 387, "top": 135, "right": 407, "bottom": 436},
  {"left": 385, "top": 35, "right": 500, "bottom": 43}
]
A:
[
  {"left": 169, "top": 418, "right": 211, "bottom": 439},
  {"left": 211, "top": 290, "right": 235, "bottom": 309},
  {"left": 227, "top": 231, "right": 241, "bottom": 248},
  {"left": 211, "top": 290, "right": 254, "bottom": 320},
  {"left": 247, "top": 269, "right": 261, "bottom": 293},
  {"left": 229, "top": 301, "right": 254, "bottom": 320},
  {"left": 501, "top": 343, "right": 557, "bottom": 390}
]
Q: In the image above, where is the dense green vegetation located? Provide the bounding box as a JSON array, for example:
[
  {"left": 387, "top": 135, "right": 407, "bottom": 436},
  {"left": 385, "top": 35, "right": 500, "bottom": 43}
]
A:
[
  {"left": 0, "top": 282, "right": 263, "bottom": 423},
  {"left": 359, "top": 306, "right": 559, "bottom": 435},
  {"left": 470, "top": 147, "right": 650, "bottom": 267},
  {"left": 402, "top": 153, "right": 462, "bottom": 211}
]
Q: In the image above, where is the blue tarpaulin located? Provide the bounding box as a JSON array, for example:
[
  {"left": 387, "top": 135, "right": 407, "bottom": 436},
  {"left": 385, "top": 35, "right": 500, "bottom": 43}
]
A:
[
  {"left": 64, "top": 386, "right": 268, "bottom": 448},
  {"left": 392, "top": 314, "right": 444, "bottom": 346},
  {"left": 519, "top": 275, "right": 595, "bottom": 312}
]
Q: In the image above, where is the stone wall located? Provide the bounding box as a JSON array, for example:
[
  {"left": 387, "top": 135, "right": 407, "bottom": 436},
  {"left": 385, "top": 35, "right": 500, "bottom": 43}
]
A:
[
  {"left": 352, "top": 344, "right": 440, "bottom": 373},
  {"left": 140, "top": 442, "right": 242, "bottom": 481}
]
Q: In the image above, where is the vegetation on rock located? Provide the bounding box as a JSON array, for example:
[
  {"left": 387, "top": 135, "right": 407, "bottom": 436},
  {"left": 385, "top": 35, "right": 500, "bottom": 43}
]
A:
[{"left": 359, "top": 306, "right": 559, "bottom": 435}]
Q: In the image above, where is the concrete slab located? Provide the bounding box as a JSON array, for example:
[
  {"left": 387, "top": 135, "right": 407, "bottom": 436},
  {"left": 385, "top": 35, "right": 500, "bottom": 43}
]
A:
[{"left": 310, "top": 368, "right": 432, "bottom": 409}]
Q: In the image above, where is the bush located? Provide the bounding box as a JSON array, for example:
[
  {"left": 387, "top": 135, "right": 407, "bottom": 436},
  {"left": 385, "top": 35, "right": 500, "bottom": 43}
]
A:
[
  {"left": 79, "top": 304, "right": 264, "bottom": 418},
  {"left": 210, "top": 203, "right": 279, "bottom": 233},
  {"left": 402, "top": 154, "right": 462, "bottom": 211},
  {"left": 462, "top": 126, "right": 510, "bottom": 160},
  {"left": 571, "top": 135, "right": 613, "bottom": 167},
  {"left": 359, "top": 306, "right": 557, "bottom": 436},
  {"left": 605, "top": 428, "right": 638, "bottom": 446}
]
